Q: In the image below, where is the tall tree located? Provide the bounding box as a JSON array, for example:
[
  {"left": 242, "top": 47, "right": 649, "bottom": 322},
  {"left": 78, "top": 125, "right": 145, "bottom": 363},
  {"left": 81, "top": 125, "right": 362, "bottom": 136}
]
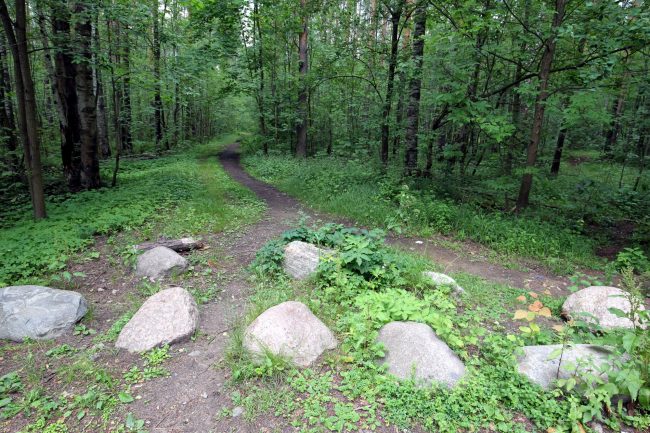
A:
[
  {"left": 379, "top": 0, "right": 403, "bottom": 165},
  {"left": 404, "top": 1, "right": 427, "bottom": 175},
  {"left": 515, "top": 0, "right": 567, "bottom": 210},
  {"left": 0, "top": 0, "right": 46, "bottom": 218},
  {"left": 295, "top": 0, "right": 309, "bottom": 157},
  {"left": 74, "top": 0, "right": 100, "bottom": 189},
  {"left": 152, "top": 0, "right": 164, "bottom": 147}
]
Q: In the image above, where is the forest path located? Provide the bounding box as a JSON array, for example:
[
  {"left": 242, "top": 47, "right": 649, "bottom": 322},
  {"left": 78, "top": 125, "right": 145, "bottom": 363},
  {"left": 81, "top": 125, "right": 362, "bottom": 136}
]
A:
[{"left": 221, "top": 142, "right": 573, "bottom": 295}]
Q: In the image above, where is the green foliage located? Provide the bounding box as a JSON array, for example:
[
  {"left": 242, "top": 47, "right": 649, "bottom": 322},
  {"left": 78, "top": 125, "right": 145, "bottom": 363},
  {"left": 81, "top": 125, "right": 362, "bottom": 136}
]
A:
[
  {"left": 243, "top": 154, "right": 605, "bottom": 273},
  {"left": 0, "top": 139, "right": 264, "bottom": 286},
  {"left": 614, "top": 247, "right": 650, "bottom": 274}
]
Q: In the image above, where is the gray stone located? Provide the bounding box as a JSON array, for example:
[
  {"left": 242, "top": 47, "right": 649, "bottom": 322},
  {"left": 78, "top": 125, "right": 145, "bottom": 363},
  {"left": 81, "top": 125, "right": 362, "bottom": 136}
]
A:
[
  {"left": 283, "top": 241, "right": 332, "bottom": 280},
  {"left": 0, "top": 285, "right": 87, "bottom": 341},
  {"left": 422, "top": 271, "right": 465, "bottom": 295},
  {"left": 517, "top": 344, "right": 613, "bottom": 389},
  {"left": 244, "top": 301, "right": 337, "bottom": 367},
  {"left": 116, "top": 287, "right": 198, "bottom": 353},
  {"left": 135, "top": 246, "right": 188, "bottom": 280},
  {"left": 232, "top": 406, "right": 244, "bottom": 418},
  {"left": 562, "top": 286, "right": 644, "bottom": 329},
  {"left": 377, "top": 321, "right": 466, "bottom": 388}
]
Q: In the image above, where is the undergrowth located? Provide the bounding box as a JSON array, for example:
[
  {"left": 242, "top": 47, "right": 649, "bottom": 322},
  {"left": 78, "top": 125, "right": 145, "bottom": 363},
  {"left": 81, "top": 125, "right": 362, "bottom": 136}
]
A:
[
  {"left": 0, "top": 136, "right": 264, "bottom": 286},
  {"left": 230, "top": 224, "right": 650, "bottom": 433},
  {"left": 241, "top": 151, "right": 649, "bottom": 274}
]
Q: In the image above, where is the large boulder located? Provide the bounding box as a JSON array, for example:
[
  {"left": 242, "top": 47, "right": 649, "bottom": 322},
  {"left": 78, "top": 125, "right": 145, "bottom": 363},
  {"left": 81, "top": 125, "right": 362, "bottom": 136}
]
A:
[
  {"left": 562, "top": 286, "right": 644, "bottom": 329},
  {"left": 377, "top": 321, "right": 466, "bottom": 388},
  {"left": 116, "top": 287, "right": 198, "bottom": 353},
  {"left": 283, "top": 241, "right": 332, "bottom": 280},
  {"left": 135, "top": 246, "right": 188, "bottom": 280},
  {"left": 422, "top": 271, "right": 465, "bottom": 295},
  {"left": 244, "top": 301, "right": 337, "bottom": 367},
  {"left": 517, "top": 344, "right": 613, "bottom": 390},
  {"left": 0, "top": 285, "right": 87, "bottom": 341}
]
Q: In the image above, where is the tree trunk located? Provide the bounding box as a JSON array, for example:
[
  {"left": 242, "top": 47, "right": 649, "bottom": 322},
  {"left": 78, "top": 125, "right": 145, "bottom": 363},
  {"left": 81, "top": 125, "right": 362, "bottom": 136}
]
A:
[
  {"left": 603, "top": 72, "right": 629, "bottom": 157},
  {"left": 404, "top": 2, "right": 426, "bottom": 175},
  {"left": 0, "top": 0, "right": 46, "bottom": 218},
  {"left": 295, "top": 0, "right": 309, "bottom": 158},
  {"left": 152, "top": 0, "right": 164, "bottom": 148},
  {"left": 515, "top": 0, "right": 566, "bottom": 210},
  {"left": 380, "top": 3, "right": 402, "bottom": 165},
  {"left": 74, "top": 1, "right": 100, "bottom": 189},
  {"left": 0, "top": 29, "right": 18, "bottom": 174},
  {"left": 51, "top": 1, "right": 82, "bottom": 190},
  {"left": 92, "top": 14, "right": 110, "bottom": 158},
  {"left": 550, "top": 125, "right": 567, "bottom": 176}
]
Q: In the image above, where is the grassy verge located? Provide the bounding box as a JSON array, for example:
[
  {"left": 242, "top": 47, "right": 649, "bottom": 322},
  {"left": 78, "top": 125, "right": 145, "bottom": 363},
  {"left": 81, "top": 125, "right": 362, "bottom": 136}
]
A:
[
  {"left": 241, "top": 152, "right": 616, "bottom": 274},
  {"left": 0, "top": 135, "right": 265, "bottom": 286}
]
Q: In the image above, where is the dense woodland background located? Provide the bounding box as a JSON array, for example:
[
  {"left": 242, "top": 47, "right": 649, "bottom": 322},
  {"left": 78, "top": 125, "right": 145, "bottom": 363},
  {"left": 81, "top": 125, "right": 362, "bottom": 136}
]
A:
[{"left": 0, "top": 0, "right": 649, "bottom": 272}]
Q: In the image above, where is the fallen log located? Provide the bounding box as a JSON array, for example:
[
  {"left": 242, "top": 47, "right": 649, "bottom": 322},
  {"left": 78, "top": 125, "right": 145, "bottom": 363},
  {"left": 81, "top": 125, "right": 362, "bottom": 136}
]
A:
[{"left": 135, "top": 237, "right": 205, "bottom": 253}]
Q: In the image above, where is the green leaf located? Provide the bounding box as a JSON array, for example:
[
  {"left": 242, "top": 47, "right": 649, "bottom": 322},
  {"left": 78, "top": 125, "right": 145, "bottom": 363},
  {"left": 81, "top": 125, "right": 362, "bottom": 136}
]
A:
[{"left": 119, "top": 391, "right": 134, "bottom": 403}]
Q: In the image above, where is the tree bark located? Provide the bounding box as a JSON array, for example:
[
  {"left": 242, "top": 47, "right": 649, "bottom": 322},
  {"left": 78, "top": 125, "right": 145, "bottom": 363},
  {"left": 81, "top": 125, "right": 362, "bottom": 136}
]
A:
[
  {"left": 51, "top": 1, "right": 82, "bottom": 190},
  {"left": 380, "top": 2, "right": 403, "bottom": 165},
  {"left": 0, "top": 29, "right": 18, "bottom": 174},
  {"left": 74, "top": 1, "right": 100, "bottom": 189},
  {"left": 152, "top": 0, "right": 164, "bottom": 148},
  {"left": 0, "top": 0, "right": 46, "bottom": 218},
  {"left": 92, "top": 13, "right": 110, "bottom": 158},
  {"left": 295, "top": 0, "right": 309, "bottom": 158},
  {"left": 515, "top": 0, "right": 566, "bottom": 210},
  {"left": 404, "top": 1, "right": 426, "bottom": 175}
]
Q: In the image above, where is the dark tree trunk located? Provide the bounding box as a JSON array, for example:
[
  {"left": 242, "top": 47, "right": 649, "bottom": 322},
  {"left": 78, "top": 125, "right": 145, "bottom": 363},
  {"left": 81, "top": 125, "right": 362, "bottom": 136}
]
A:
[
  {"left": 51, "top": 1, "right": 82, "bottom": 190},
  {"left": 152, "top": 0, "right": 164, "bottom": 147},
  {"left": 0, "top": 0, "right": 46, "bottom": 218},
  {"left": 74, "top": 1, "right": 100, "bottom": 189},
  {"left": 404, "top": 2, "right": 426, "bottom": 175},
  {"left": 92, "top": 14, "right": 110, "bottom": 158},
  {"left": 603, "top": 75, "right": 628, "bottom": 157},
  {"left": 253, "top": 0, "right": 267, "bottom": 153},
  {"left": 295, "top": 0, "right": 309, "bottom": 157},
  {"left": 550, "top": 126, "right": 567, "bottom": 176},
  {"left": 0, "top": 29, "right": 18, "bottom": 173},
  {"left": 380, "top": 3, "right": 402, "bottom": 165},
  {"left": 515, "top": 0, "right": 566, "bottom": 210}
]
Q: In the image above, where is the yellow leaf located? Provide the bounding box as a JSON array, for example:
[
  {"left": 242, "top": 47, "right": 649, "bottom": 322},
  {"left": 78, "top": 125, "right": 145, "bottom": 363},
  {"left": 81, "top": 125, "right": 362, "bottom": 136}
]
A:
[
  {"left": 513, "top": 310, "right": 529, "bottom": 320},
  {"left": 528, "top": 291, "right": 539, "bottom": 298},
  {"left": 516, "top": 295, "right": 527, "bottom": 302},
  {"left": 547, "top": 428, "right": 557, "bottom": 433},
  {"left": 552, "top": 325, "right": 565, "bottom": 332},
  {"left": 543, "top": 289, "right": 552, "bottom": 296},
  {"left": 528, "top": 300, "right": 543, "bottom": 312},
  {"left": 538, "top": 307, "right": 552, "bottom": 317},
  {"left": 527, "top": 311, "right": 537, "bottom": 321},
  {"left": 577, "top": 423, "right": 586, "bottom": 433}
]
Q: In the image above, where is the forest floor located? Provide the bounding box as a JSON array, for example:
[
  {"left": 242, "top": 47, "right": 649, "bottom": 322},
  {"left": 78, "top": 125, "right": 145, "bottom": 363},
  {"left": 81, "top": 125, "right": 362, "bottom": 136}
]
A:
[{"left": 1, "top": 141, "right": 645, "bottom": 433}]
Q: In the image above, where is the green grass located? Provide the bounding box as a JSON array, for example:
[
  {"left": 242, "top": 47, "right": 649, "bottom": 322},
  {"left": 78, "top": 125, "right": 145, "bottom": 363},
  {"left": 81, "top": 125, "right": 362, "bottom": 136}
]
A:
[
  {"left": 0, "top": 135, "right": 265, "bottom": 286},
  {"left": 241, "top": 152, "right": 611, "bottom": 273}
]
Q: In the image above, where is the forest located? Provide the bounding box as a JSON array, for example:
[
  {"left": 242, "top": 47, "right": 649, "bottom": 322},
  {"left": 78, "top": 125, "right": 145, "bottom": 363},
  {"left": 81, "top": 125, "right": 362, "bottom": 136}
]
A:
[{"left": 0, "top": 1, "right": 649, "bottom": 433}]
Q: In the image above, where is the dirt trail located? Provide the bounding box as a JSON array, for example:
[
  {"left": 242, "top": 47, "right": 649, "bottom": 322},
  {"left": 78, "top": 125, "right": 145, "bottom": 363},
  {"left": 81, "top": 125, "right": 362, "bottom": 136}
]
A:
[
  {"left": 134, "top": 143, "right": 574, "bottom": 432},
  {"left": 222, "top": 142, "right": 572, "bottom": 294}
]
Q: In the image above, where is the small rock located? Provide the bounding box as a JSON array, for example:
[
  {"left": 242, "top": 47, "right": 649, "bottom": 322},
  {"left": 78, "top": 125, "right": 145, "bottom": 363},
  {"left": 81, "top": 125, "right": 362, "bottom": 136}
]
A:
[
  {"left": 0, "top": 285, "right": 88, "bottom": 341},
  {"left": 415, "top": 240, "right": 423, "bottom": 245},
  {"left": 422, "top": 271, "right": 465, "bottom": 295},
  {"left": 562, "top": 286, "right": 645, "bottom": 329},
  {"left": 283, "top": 241, "right": 332, "bottom": 280},
  {"left": 517, "top": 344, "right": 614, "bottom": 389},
  {"left": 232, "top": 406, "right": 244, "bottom": 417},
  {"left": 244, "top": 301, "right": 337, "bottom": 367},
  {"left": 135, "top": 246, "right": 189, "bottom": 280},
  {"left": 377, "top": 321, "right": 466, "bottom": 388},
  {"left": 201, "top": 392, "right": 208, "bottom": 399},
  {"left": 116, "top": 287, "right": 198, "bottom": 353},
  {"left": 97, "top": 288, "right": 105, "bottom": 292}
]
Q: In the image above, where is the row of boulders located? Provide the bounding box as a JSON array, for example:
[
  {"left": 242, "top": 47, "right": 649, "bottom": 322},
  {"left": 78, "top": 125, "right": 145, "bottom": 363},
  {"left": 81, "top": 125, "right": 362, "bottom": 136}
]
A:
[{"left": 0, "top": 238, "right": 644, "bottom": 393}]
